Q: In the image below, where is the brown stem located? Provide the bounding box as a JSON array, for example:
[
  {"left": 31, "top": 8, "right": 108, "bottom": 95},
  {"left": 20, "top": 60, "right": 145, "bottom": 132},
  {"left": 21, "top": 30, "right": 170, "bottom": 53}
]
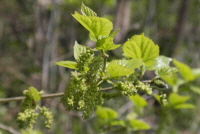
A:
[{"left": 0, "top": 87, "right": 114, "bottom": 103}]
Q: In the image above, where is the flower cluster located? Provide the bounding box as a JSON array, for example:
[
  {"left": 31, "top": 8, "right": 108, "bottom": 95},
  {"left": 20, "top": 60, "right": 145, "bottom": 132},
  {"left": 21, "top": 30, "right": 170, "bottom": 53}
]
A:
[
  {"left": 20, "top": 89, "right": 43, "bottom": 112},
  {"left": 61, "top": 54, "right": 104, "bottom": 119},
  {"left": 159, "top": 93, "right": 168, "bottom": 106},
  {"left": 135, "top": 81, "right": 152, "bottom": 95},
  {"left": 76, "top": 47, "right": 94, "bottom": 72},
  {"left": 17, "top": 109, "right": 38, "bottom": 129},
  {"left": 40, "top": 107, "right": 53, "bottom": 128},
  {"left": 114, "top": 81, "right": 137, "bottom": 96},
  {"left": 17, "top": 87, "right": 53, "bottom": 129}
]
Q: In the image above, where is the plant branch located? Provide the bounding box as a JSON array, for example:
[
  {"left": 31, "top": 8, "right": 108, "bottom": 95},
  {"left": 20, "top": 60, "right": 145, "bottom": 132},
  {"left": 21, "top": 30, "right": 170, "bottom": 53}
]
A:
[
  {"left": 0, "top": 87, "right": 114, "bottom": 103},
  {"left": 0, "top": 79, "right": 163, "bottom": 103},
  {"left": 0, "top": 93, "right": 64, "bottom": 103},
  {"left": 97, "top": 51, "right": 109, "bottom": 83},
  {"left": 102, "top": 53, "right": 108, "bottom": 74},
  {"left": 98, "top": 87, "right": 113, "bottom": 91},
  {"left": 0, "top": 123, "right": 21, "bottom": 134}
]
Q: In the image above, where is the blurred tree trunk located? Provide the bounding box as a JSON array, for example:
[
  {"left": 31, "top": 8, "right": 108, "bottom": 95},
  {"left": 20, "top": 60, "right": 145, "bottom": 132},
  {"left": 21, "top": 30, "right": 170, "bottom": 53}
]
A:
[
  {"left": 113, "top": 0, "right": 131, "bottom": 57},
  {"left": 172, "top": 0, "right": 189, "bottom": 56},
  {"left": 144, "top": 0, "right": 157, "bottom": 37},
  {"left": 34, "top": 0, "right": 61, "bottom": 92},
  {"left": 114, "top": 0, "right": 131, "bottom": 44}
]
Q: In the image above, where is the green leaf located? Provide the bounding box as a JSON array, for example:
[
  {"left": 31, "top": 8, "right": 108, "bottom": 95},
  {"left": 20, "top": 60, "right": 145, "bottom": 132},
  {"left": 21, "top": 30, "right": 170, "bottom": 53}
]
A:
[
  {"left": 96, "top": 36, "right": 120, "bottom": 51},
  {"left": 128, "top": 119, "right": 150, "bottom": 130},
  {"left": 155, "top": 66, "right": 178, "bottom": 77},
  {"left": 192, "top": 68, "right": 200, "bottom": 79},
  {"left": 72, "top": 11, "right": 113, "bottom": 40},
  {"left": 106, "top": 62, "right": 134, "bottom": 77},
  {"left": 29, "top": 87, "right": 41, "bottom": 102},
  {"left": 174, "top": 103, "right": 195, "bottom": 109},
  {"left": 106, "top": 59, "right": 143, "bottom": 77},
  {"left": 126, "top": 112, "right": 138, "bottom": 120},
  {"left": 189, "top": 85, "right": 200, "bottom": 95},
  {"left": 74, "top": 41, "right": 87, "bottom": 61},
  {"left": 173, "top": 59, "right": 195, "bottom": 81},
  {"left": 55, "top": 61, "right": 77, "bottom": 70},
  {"left": 129, "top": 94, "right": 147, "bottom": 107},
  {"left": 169, "top": 93, "right": 190, "bottom": 105},
  {"left": 21, "top": 129, "right": 43, "bottom": 134},
  {"left": 123, "top": 34, "right": 159, "bottom": 67},
  {"left": 153, "top": 94, "right": 161, "bottom": 105},
  {"left": 81, "top": 3, "right": 97, "bottom": 17},
  {"left": 110, "top": 120, "right": 125, "bottom": 127},
  {"left": 161, "top": 74, "right": 178, "bottom": 86},
  {"left": 109, "top": 28, "right": 120, "bottom": 37},
  {"left": 96, "top": 106, "right": 118, "bottom": 120},
  {"left": 147, "top": 56, "right": 172, "bottom": 70},
  {"left": 114, "top": 59, "right": 143, "bottom": 69}
]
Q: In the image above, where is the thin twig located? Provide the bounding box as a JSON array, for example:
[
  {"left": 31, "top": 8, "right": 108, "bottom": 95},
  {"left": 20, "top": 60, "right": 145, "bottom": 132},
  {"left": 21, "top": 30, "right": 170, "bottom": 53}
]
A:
[
  {"left": 0, "top": 123, "right": 21, "bottom": 134},
  {"left": 0, "top": 93, "right": 64, "bottom": 103},
  {"left": 0, "top": 87, "right": 114, "bottom": 103},
  {"left": 98, "top": 87, "right": 113, "bottom": 91},
  {"left": 0, "top": 80, "right": 162, "bottom": 103}
]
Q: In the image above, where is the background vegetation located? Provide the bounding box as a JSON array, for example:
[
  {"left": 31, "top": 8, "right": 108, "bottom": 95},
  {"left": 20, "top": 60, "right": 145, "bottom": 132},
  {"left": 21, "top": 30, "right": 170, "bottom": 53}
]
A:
[{"left": 0, "top": 0, "right": 200, "bottom": 134}]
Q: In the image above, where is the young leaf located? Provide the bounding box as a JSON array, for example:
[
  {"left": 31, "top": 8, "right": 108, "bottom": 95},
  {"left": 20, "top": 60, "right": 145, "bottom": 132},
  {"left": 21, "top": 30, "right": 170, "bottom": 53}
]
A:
[
  {"left": 96, "top": 106, "right": 118, "bottom": 120},
  {"left": 128, "top": 119, "right": 150, "bottom": 130},
  {"left": 96, "top": 37, "right": 120, "bottom": 51},
  {"left": 189, "top": 85, "right": 200, "bottom": 95},
  {"left": 72, "top": 11, "right": 113, "bottom": 40},
  {"left": 155, "top": 66, "right": 178, "bottom": 77},
  {"left": 109, "top": 28, "right": 120, "bottom": 37},
  {"left": 123, "top": 34, "right": 159, "bottom": 67},
  {"left": 169, "top": 93, "right": 190, "bottom": 105},
  {"left": 126, "top": 112, "right": 138, "bottom": 120},
  {"left": 129, "top": 94, "right": 147, "bottom": 107},
  {"left": 106, "top": 59, "right": 143, "bottom": 77},
  {"left": 55, "top": 61, "right": 77, "bottom": 70},
  {"left": 74, "top": 41, "right": 87, "bottom": 61},
  {"left": 173, "top": 59, "right": 195, "bottom": 81},
  {"left": 106, "top": 62, "right": 134, "bottom": 77},
  {"left": 192, "top": 68, "right": 200, "bottom": 79},
  {"left": 147, "top": 55, "right": 172, "bottom": 70},
  {"left": 174, "top": 103, "right": 195, "bottom": 109},
  {"left": 29, "top": 87, "right": 41, "bottom": 102},
  {"left": 110, "top": 120, "right": 125, "bottom": 127},
  {"left": 161, "top": 76, "right": 177, "bottom": 87},
  {"left": 153, "top": 94, "right": 161, "bottom": 105},
  {"left": 81, "top": 3, "right": 97, "bottom": 17},
  {"left": 113, "top": 59, "right": 143, "bottom": 70}
]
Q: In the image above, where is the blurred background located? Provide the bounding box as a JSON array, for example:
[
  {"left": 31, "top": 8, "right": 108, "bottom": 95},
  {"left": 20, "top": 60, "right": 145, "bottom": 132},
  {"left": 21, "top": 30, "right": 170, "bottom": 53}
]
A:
[{"left": 0, "top": 0, "right": 200, "bottom": 133}]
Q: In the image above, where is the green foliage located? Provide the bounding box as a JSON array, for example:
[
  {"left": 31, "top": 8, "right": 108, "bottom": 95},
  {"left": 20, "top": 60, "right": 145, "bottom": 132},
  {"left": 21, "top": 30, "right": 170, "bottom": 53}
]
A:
[
  {"left": 56, "top": 4, "right": 196, "bottom": 124},
  {"left": 155, "top": 66, "right": 178, "bottom": 77},
  {"left": 168, "top": 93, "right": 195, "bottom": 109},
  {"left": 81, "top": 3, "right": 97, "bottom": 17},
  {"left": 173, "top": 59, "right": 195, "bottom": 81},
  {"left": 96, "top": 106, "right": 118, "bottom": 120},
  {"left": 5, "top": 2, "right": 198, "bottom": 133},
  {"left": 96, "top": 36, "right": 120, "bottom": 51},
  {"left": 129, "top": 94, "right": 147, "bottom": 107},
  {"left": 20, "top": 87, "right": 43, "bottom": 112},
  {"left": 55, "top": 61, "right": 77, "bottom": 70},
  {"left": 106, "top": 59, "right": 143, "bottom": 77},
  {"left": 72, "top": 12, "right": 113, "bottom": 41},
  {"left": 123, "top": 33, "right": 159, "bottom": 67},
  {"left": 21, "top": 129, "right": 43, "bottom": 134},
  {"left": 128, "top": 119, "right": 150, "bottom": 131},
  {"left": 17, "top": 87, "right": 53, "bottom": 130},
  {"left": 147, "top": 55, "right": 172, "bottom": 70}
]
